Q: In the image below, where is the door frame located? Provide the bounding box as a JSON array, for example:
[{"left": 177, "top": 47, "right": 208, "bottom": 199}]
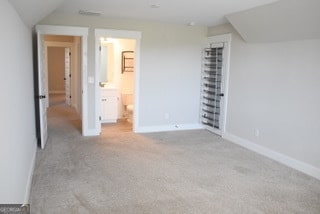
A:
[
  {"left": 205, "top": 34, "right": 232, "bottom": 137},
  {"left": 94, "top": 29, "right": 142, "bottom": 133},
  {"left": 35, "top": 25, "right": 89, "bottom": 136},
  {"left": 35, "top": 32, "right": 48, "bottom": 148},
  {"left": 64, "top": 47, "right": 71, "bottom": 106}
]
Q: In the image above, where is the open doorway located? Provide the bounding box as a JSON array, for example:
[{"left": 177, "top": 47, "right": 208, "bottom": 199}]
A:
[
  {"left": 95, "top": 29, "right": 142, "bottom": 134},
  {"left": 47, "top": 46, "right": 68, "bottom": 106},
  {"left": 35, "top": 25, "right": 88, "bottom": 148},
  {"left": 45, "top": 35, "right": 82, "bottom": 114},
  {"left": 99, "top": 38, "right": 136, "bottom": 131},
  {"left": 44, "top": 35, "right": 82, "bottom": 135}
]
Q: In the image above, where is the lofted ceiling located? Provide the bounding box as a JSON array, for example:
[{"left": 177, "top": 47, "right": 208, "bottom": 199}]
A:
[
  {"left": 227, "top": 0, "right": 320, "bottom": 42},
  {"left": 9, "top": 0, "right": 319, "bottom": 42},
  {"left": 9, "top": 0, "right": 65, "bottom": 27},
  {"left": 9, "top": 0, "right": 277, "bottom": 27}
]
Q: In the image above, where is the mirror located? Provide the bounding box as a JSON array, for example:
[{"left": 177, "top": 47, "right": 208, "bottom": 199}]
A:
[{"left": 99, "top": 39, "right": 114, "bottom": 85}]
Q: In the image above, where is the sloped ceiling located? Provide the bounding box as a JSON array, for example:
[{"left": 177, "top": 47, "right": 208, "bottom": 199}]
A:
[
  {"left": 9, "top": 0, "right": 65, "bottom": 27},
  {"left": 9, "top": 0, "right": 319, "bottom": 43},
  {"left": 9, "top": 0, "right": 277, "bottom": 27},
  {"left": 226, "top": 0, "right": 320, "bottom": 42},
  {"left": 54, "top": 0, "right": 277, "bottom": 27}
]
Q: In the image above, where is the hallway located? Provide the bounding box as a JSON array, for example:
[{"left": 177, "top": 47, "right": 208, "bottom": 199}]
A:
[{"left": 29, "top": 98, "right": 320, "bottom": 213}]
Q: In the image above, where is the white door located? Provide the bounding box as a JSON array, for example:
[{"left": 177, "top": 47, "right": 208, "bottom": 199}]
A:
[
  {"left": 37, "top": 34, "right": 48, "bottom": 149},
  {"left": 65, "top": 48, "right": 71, "bottom": 106}
]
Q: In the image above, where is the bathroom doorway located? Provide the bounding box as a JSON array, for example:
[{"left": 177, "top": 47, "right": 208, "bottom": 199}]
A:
[
  {"left": 99, "top": 38, "right": 135, "bottom": 131},
  {"left": 95, "top": 29, "right": 142, "bottom": 134}
]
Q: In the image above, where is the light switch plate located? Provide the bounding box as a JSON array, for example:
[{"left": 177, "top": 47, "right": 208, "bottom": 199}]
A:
[{"left": 88, "top": 76, "right": 94, "bottom": 84}]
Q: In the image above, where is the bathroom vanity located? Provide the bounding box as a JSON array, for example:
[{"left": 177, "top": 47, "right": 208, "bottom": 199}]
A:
[{"left": 100, "top": 87, "right": 118, "bottom": 123}]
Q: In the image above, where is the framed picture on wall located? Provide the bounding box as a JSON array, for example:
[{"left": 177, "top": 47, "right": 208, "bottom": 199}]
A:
[{"left": 122, "top": 51, "right": 134, "bottom": 73}]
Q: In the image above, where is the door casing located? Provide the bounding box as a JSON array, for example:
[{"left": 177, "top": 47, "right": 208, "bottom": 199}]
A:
[
  {"left": 204, "top": 34, "right": 232, "bottom": 137},
  {"left": 94, "top": 29, "right": 142, "bottom": 134},
  {"left": 35, "top": 25, "right": 89, "bottom": 139}
]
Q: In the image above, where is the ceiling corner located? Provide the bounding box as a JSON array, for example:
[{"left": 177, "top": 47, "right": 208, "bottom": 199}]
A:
[
  {"left": 9, "top": 0, "right": 65, "bottom": 27},
  {"left": 226, "top": 0, "right": 320, "bottom": 43}
]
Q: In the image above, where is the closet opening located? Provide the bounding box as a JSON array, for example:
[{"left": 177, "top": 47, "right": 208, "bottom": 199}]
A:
[{"left": 200, "top": 34, "right": 231, "bottom": 136}]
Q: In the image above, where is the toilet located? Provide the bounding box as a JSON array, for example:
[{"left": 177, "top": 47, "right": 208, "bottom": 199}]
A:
[{"left": 121, "top": 93, "right": 134, "bottom": 123}]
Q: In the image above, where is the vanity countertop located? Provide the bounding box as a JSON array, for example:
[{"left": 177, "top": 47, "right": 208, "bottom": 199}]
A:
[{"left": 100, "top": 83, "right": 118, "bottom": 90}]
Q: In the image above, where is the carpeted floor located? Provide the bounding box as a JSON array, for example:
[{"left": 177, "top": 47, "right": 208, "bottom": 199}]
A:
[{"left": 30, "top": 99, "right": 320, "bottom": 213}]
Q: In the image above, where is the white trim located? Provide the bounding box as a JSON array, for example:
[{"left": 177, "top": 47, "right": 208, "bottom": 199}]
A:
[
  {"left": 221, "top": 37, "right": 231, "bottom": 135},
  {"left": 82, "top": 128, "right": 100, "bottom": 136},
  {"left": 205, "top": 33, "right": 232, "bottom": 136},
  {"left": 95, "top": 29, "right": 142, "bottom": 40},
  {"left": 135, "top": 123, "right": 203, "bottom": 133},
  {"left": 23, "top": 139, "right": 37, "bottom": 203},
  {"left": 45, "top": 41, "right": 74, "bottom": 47},
  {"left": 223, "top": 132, "right": 320, "bottom": 180},
  {"left": 35, "top": 25, "right": 88, "bottom": 36},
  {"left": 94, "top": 28, "right": 142, "bottom": 135},
  {"left": 36, "top": 25, "right": 89, "bottom": 136},
  {"left": 208, "top": 34, "right": 232, "bottom": 44}
]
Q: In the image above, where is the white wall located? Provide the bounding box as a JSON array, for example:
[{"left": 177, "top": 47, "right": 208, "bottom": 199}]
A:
[
  {"left": 115, "top": 39, "right": 135, "bottom": 95},
  {"left": 39, "top": 13, "right": 207, "bottom": 131},
  {"left": 209, "top": 24, "right": 320, "bottom": 174},
  {"left": 0, "top": 0, "right": 37, "bottom": 203}
]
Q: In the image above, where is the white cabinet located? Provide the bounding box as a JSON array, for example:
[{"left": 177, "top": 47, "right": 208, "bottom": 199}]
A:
[{"left": 101, "top": 88, "right": 118, "bottom": 123}]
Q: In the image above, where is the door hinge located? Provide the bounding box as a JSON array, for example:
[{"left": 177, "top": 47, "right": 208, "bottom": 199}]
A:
[
  {"left": 69, "top": 74, "right": 71, "bottom": 78},
  {"left": 99, "top": 46, "right": 101, "bottom": 51},
  {"left": 99, "top": 116, "right": 101, "bottom": 121},
  {"left": 69, "top": 95, "right": 71, "bottom": 98},
  {"left": 69, "top": 52, "right": 71, "bottom": 56}
]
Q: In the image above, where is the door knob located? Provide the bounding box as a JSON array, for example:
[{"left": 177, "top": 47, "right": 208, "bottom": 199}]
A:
[{"left": 36, "top": 95, "right": 46, "bottom": 99}]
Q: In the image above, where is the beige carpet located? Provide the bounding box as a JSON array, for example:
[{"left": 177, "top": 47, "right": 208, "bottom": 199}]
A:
[
  {"left": 49, "top": 93, "right": 66, "bottom": 107},
  {"left": 30, "top": 101, "right": 320, "bottom": 213}
]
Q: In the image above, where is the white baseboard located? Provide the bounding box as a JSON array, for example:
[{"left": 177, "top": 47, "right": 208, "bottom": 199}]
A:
[
  {"left": 135, "top": 123, "right": 203, "bottom": 133},
  {"left": 24, "top": 138, "right": 37, "bottom": 203},
  {"left": 223, "top": 132, "right": 320, "bottom": 180},
  {"left": 83, "top": 128, "right": 100, "bottom": 136}
]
